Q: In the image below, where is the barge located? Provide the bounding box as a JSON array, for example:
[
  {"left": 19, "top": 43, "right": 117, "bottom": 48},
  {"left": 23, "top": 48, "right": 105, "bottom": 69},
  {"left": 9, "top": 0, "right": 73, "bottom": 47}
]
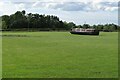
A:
[{"left": 70, "top": 28, "right": 99, "bottom": 35}]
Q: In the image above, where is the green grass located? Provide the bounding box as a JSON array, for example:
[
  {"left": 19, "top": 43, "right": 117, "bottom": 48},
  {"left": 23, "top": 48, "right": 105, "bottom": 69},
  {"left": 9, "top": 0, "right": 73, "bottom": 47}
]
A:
[
  {"left": 2, "top": 32, "right": 118, "bottom": 78},
  {"left": 0, "top": 31, "right": 2, "bottom": 79}
]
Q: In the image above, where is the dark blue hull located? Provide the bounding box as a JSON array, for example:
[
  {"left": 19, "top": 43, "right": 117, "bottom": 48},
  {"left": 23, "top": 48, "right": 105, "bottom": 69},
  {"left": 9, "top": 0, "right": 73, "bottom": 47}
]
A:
[{"left": 70, "top": 31, "right": 99, "bottom": 35}]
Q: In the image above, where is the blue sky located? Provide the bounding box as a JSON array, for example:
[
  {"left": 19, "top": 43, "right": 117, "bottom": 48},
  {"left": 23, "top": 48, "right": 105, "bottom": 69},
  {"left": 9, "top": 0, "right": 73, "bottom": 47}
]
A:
[{"left": 0, "top": 0, "right": 118, "bottom": 25}]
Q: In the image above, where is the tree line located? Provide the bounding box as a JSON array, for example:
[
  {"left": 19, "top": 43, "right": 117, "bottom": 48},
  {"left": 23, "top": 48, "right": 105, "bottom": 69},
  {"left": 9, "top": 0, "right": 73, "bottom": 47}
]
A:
[{"left": 1, "top": 10, "right": 119, "bottom": 31}]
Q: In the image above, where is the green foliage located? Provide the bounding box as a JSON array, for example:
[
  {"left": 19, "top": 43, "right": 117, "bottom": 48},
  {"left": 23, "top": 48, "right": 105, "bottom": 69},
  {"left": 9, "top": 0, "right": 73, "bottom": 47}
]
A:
[
  {"left": 1, "top": 15, "right": 9, "bottom": 29},
  {"left": 1, "top": 10, "right": 119, "bottom": 31},
  {"left": 2, "top": 21, "right": 7, "bottom": 29},
  {"left": 83, "top": 24, "right": 90, "bottom": 29},
  {"left": 10, "top": 19, "right": 28, "bottom": 29},
  {"left": 1, "top": 10, "right": 69, "bottom": 30}
]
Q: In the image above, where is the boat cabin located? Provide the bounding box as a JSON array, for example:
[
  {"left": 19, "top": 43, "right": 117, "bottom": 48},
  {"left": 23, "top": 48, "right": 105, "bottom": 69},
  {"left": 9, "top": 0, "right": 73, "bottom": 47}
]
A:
[
  {"left": 70, "top": 28, "right": 99, "bottom": 35},
  {"left": 71, "top": 28, "right": 95, "bottom": 32}
]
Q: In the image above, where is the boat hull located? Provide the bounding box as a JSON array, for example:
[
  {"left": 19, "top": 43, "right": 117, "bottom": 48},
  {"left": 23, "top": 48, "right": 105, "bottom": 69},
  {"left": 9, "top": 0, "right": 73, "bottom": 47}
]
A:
[{"left": 70, "top": 31, "right": 99, "bottom": 35}]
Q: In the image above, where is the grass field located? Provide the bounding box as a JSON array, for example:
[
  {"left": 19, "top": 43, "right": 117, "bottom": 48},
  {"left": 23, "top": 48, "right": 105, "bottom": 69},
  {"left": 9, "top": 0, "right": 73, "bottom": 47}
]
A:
[
  {"left": 2, "top": 32, "right": 118, "bottom": 78},
  {"left": 0, "top": 31, "right": 2, "bottom": 79}
]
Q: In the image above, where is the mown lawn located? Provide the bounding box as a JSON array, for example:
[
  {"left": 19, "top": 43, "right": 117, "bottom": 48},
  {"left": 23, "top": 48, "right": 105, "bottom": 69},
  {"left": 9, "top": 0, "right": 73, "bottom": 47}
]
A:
[
  {"left": 2, "top": 32, "right": 118, "bottom": 78},
  {"left": 0, "top": 32, "right": 2, "bottom": 79}
]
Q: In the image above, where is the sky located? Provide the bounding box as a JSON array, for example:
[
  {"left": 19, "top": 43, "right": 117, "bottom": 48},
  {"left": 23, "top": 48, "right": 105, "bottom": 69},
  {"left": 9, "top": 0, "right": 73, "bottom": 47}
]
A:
[{"left": 0, "top": 0, "right": 119, "bottom": 25}]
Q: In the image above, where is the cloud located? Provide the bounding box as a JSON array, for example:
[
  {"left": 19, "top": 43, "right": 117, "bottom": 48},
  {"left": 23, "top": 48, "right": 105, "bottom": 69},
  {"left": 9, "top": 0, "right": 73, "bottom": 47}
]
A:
[
  {"left": 15, "top": 3, "right": 25, "bottom": 10},
  {"left": 0, "top": 0, "right": 118, "bottom": 16},
  {"left": 30, "top": 1, "right": 118, "bottom": 12},
  {"left": 100, "top": 2, "right": 118, "bottom": 7},
  {"left": 0, "top": 2, "right": 17, "bottom": 15},
  {"left": 48, "top": 2, "right": 88, "bottom": 11},
  {"left": 57, "top": 2, "right": 118, "bottom": 11},
  {"left": 0, "top": 1, "right": 34, "bottom": 15}
]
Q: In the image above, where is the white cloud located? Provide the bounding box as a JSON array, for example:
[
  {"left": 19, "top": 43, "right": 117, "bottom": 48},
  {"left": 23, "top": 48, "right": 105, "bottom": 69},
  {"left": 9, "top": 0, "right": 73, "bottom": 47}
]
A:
[
  {"left": 105, "top": 7, "right": 118, "bottom": 11},
  {"left": 0, "top": 1, "right": 31, "bottom": 15},
  {"left": 0, "top": 0, "right": 119, "bottom": 13},
  {"left": 0, "top": 2, "right": 16, "bottom": 15},
  {"left": 15, "top": 3, "right": 25, "bottom": 10},
  {"left": 29, "top": 0, "right": 119, "bottom": 12}
]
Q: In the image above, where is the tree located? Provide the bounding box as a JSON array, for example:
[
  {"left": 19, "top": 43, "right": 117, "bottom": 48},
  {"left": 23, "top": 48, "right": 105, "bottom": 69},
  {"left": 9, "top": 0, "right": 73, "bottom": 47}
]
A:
[
  {"left": 22, "top": 10, "right": 26, "bottom": 16},
  {"left": 2, "top": 15, "right": 10, "bottom": 29},
  {"left": 8, "top": 11, "right": 27, "bottom": 29},
  {"left": 109, "top": 23, "right": 118, "bottom": 31},
  {"left": 2, "top": 21, "right": 7, "bottom": 29},
  {"left": 1, "top": 10, "right": 119, "bottom": 31},
  {"left": 77, "top": 25, "right": 83, "bottom": 28},
  {"left": 97, "top": 24, "right": 104, "bottom": 31},
  {"left": 103, "top": 24, "right": 110, "bottom": 32},
  {"left": 83, "top": 24, "right": 90, "bottom": 29},
  {"left": 10, "top": 19, "right": 28, "bottom": 29}
]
